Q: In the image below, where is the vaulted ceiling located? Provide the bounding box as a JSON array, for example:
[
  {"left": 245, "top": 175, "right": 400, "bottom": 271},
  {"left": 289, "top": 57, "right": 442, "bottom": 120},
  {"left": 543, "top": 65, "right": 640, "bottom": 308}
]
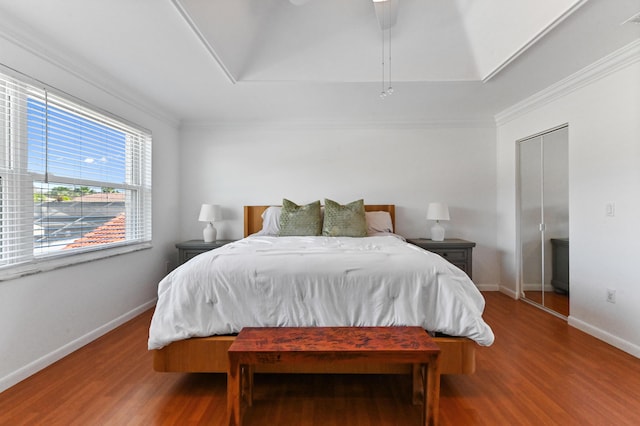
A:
[
  {"left": 0, "top": 0, "right": 638, "bottom": 125},
  {"left": 177, "top": 0, "right": 581, "bottom": 83}
]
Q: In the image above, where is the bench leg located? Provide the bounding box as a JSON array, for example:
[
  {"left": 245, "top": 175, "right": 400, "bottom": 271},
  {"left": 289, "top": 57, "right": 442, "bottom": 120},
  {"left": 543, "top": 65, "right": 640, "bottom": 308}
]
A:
[
  {"left": 242, "top": 365, "right": 254, "bottom": 407},
  {"left": 423, "top": 355, "right": 441, "bottom": 426},
  {"left": 412, "top": 363, "right": 424, "bottom": 405},
  {"left": 227, "top": 358, "right": 242, "bottom": 426}
]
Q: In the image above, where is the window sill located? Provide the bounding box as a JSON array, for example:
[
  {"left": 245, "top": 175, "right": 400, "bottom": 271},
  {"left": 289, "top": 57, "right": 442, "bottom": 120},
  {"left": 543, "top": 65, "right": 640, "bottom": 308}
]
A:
[{"left": 0, "top": 242, "right": 152, "bottom": 283}]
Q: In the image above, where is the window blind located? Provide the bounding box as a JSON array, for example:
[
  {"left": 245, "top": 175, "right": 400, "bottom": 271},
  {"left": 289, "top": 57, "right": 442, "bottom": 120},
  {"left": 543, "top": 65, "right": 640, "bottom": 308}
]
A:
[{"left": 0, "top": 68, "right": 152, "bottom": 271}]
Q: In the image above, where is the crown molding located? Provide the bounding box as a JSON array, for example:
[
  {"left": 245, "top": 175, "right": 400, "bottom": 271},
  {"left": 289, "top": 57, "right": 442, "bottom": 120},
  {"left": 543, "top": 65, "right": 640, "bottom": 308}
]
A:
[
  {"left": 495, "top": 39, "right": 640, "bottom": 126},
  {"left": 0, "top": 15, "right": 178, "bottom": 129},
  {"left": 171, "top": 0, "right": 237, "bottom": 84},
  {"left": 179, "top": 117, "right": 496, "bottom": 132},
  {"left": 482, "top": 0, "right": 588, "bottom": 83}
]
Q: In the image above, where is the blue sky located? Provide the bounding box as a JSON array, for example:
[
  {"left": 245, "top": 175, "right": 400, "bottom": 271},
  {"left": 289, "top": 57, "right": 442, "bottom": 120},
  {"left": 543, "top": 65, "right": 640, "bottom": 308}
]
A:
[{"left": 27, "top": 98, "right": 126, "bottom": 186}]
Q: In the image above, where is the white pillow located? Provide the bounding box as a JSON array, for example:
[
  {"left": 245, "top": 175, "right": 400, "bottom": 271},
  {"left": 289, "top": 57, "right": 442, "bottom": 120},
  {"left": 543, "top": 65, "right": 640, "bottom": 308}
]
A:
[
  {"left": 365, "top": 211, "right": 393, "bottom": 235},
  {"left": 254, "top": 206, "right": 282, "bottom": 236}
]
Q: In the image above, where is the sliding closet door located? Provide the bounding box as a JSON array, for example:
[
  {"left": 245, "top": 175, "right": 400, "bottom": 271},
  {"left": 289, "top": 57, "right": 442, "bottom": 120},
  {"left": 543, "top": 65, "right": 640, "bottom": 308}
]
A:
[
  {"left": 542, "top": 127, "right": 569, "bottom": 306},
  {"left": 519, "top": 136, "right": 544, "bottom": 304},
  {"left": 519, "top": 126, "right": 569, "bottom": 317}
]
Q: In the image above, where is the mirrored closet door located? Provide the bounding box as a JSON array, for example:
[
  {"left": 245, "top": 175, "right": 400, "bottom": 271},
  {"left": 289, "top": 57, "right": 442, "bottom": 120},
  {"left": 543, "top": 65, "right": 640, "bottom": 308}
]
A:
[{"left": 519, "top": 125, "right": 569, "bottom": 318}]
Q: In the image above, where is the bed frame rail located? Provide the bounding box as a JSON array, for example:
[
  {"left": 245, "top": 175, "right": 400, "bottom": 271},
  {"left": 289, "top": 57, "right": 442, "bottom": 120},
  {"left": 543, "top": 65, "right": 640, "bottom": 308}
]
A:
[{"left": 153, "top": 335, "right": 475, "bottom": 375}]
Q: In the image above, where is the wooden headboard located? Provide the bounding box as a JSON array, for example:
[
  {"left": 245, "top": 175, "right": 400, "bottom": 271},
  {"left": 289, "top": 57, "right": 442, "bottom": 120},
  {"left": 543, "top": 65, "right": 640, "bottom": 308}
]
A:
[{"left": 244, "top": 204, "right": 396, "bottom": 237}]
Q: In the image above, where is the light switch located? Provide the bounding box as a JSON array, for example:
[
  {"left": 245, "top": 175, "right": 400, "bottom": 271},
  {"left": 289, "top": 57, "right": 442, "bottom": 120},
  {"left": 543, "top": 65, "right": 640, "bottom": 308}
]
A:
[{"left": 605, "top": 202, "right": 615, "bottom": 217}]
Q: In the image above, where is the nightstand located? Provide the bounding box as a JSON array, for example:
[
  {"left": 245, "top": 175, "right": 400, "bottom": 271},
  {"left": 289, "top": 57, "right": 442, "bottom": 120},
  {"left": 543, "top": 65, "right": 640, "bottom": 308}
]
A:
[
  {"left": 175, "top": 240, "right": 235, "bottom": 265},
  {"left": 407, "top": 238, "right": 476, "bottom": 279}
]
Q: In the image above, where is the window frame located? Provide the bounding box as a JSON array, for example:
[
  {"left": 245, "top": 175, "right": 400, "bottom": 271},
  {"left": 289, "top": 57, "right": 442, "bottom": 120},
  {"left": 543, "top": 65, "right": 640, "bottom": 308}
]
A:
[{"left": 0, "top": 66, "right": 152, "bottom": 281}]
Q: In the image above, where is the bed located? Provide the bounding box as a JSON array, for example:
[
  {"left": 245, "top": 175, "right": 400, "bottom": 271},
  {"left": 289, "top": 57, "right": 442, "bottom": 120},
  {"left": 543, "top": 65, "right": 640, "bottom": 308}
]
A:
[{"left": 151, "top": 204, "right": 493, "bottom": 375}]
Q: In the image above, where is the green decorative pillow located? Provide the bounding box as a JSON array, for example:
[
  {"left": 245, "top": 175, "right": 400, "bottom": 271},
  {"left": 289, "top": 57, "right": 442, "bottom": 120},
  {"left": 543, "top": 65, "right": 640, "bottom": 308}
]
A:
[
  {"left": 278, "top": 199, "right": 322, "bottom": 236},
  {"left": 322, "top": 199, "right": 367, "bottom": 237}
]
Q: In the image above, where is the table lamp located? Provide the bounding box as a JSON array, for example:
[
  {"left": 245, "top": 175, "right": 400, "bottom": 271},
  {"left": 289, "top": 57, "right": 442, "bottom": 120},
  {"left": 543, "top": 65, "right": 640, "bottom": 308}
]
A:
[
  {"left": 426, "top": 202, "right": 449, "bottom": 241},
  {"left": 199, "top": 204, "right": 222, "bottom": 242}
]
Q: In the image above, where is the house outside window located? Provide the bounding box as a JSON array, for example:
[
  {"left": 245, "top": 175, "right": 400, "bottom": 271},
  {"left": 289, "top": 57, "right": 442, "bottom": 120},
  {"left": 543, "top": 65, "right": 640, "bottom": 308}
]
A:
[{"left": 0, "top": 69, "right": 152, "bottom": 279}]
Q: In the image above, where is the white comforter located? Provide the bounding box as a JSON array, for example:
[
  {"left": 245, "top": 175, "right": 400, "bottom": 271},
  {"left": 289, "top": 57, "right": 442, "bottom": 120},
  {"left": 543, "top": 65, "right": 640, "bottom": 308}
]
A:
[{"left": 148, "top": 235, "right": 494, "bottom": 349}]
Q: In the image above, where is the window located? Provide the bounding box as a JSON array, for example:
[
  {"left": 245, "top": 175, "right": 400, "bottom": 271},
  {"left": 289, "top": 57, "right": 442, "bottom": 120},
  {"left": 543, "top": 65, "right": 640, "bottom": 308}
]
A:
[{"left": 0, "top": 69, "right": 152, "bottom": 277}]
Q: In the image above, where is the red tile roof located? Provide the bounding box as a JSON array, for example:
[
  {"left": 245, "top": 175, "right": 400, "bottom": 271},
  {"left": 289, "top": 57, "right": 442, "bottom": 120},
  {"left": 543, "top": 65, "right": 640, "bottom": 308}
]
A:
[
  {"left": 72, "top": 193, "right": 125, "bottom": 202},
  {"left": 64, "top": 213, "right": 125, "bottom": 249}
]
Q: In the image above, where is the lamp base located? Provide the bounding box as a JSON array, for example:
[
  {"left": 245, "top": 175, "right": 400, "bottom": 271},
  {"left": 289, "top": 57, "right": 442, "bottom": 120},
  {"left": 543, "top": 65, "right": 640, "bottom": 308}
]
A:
[
  {"left": 430, "top": 222, "right": 445, "bottom": 241},
  {"left": 203, "top": 223, "right": 217, "bottom": 243}
]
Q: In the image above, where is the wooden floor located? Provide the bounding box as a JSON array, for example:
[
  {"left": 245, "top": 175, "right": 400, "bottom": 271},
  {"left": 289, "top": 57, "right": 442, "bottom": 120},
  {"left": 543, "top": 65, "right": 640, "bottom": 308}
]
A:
[
  {"left": 523, "top": 291, "right": 570, "bottom": 317},
  {"left": 2, "top": 292, "right": 640, "bottom": 425}
]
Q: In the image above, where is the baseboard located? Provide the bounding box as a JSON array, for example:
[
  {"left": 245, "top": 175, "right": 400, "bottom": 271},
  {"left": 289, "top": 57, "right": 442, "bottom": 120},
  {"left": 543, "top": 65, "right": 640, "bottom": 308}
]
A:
[
  {"left": 498, "top": 286, "right": 519, "bottom": 300},
  {"left": 0, "top": 298, "right": 157, "bottom": 393},
  {"left": 522, "top": 283, "right": 554, "bottom": 292},
  {"left": 569, "top": 316, "right": 640, "bottom": 359},
  {"left": 476, "top": 283, "right": 500, "bottom": 292}
]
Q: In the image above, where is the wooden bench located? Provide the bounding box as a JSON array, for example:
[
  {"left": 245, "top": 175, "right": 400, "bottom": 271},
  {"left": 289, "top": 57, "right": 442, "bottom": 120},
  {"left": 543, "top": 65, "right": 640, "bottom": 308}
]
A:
[{"left": 227, "top": 326, "right": 441, "bottom": 426}]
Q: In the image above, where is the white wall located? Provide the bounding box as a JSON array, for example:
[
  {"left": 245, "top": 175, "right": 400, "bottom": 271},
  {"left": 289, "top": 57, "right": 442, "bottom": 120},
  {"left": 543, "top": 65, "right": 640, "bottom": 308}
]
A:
[
  {"left": 0, "top": 33, "right": 181, "bottom": 391},
  {"left": 496, "top": 45, "right": 640, "bottom": 356},
  {"left": 178, "top": 123, "right": 500, "bottom": 288}
]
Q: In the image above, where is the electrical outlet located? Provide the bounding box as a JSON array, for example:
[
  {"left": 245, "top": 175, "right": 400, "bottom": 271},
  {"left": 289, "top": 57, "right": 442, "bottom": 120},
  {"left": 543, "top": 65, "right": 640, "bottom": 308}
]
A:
[{"left": 606, "top": 288, "right": 616, "bottom": 304}]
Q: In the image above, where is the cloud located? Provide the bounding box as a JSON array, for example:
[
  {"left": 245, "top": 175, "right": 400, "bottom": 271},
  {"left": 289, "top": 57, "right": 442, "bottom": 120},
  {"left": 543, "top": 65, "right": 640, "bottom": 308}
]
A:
[{"left": 84, "top": 157, "right": 108, "bottom": 164}]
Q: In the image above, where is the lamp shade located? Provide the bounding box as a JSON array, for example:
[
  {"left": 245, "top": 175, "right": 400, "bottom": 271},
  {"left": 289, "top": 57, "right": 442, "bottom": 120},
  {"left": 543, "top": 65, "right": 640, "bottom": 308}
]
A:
[
  {"left": 426, "top": 202, "right": 450, "bottom": 221},
  {"left": 198, "top": 204, "right": 222, "bottom": 222}
]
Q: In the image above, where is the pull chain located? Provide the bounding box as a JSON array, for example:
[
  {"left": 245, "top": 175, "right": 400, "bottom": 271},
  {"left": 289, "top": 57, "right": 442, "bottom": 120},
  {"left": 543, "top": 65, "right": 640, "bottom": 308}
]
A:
[
  {"left": 379, "top": 0, "right": 393, "bottom": 98},
  {"left": 387, "top": 23, "right": 393, "bottom": 94},
  {"left": 380, "top": 4, "right": 386, "bottom": 98}
]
